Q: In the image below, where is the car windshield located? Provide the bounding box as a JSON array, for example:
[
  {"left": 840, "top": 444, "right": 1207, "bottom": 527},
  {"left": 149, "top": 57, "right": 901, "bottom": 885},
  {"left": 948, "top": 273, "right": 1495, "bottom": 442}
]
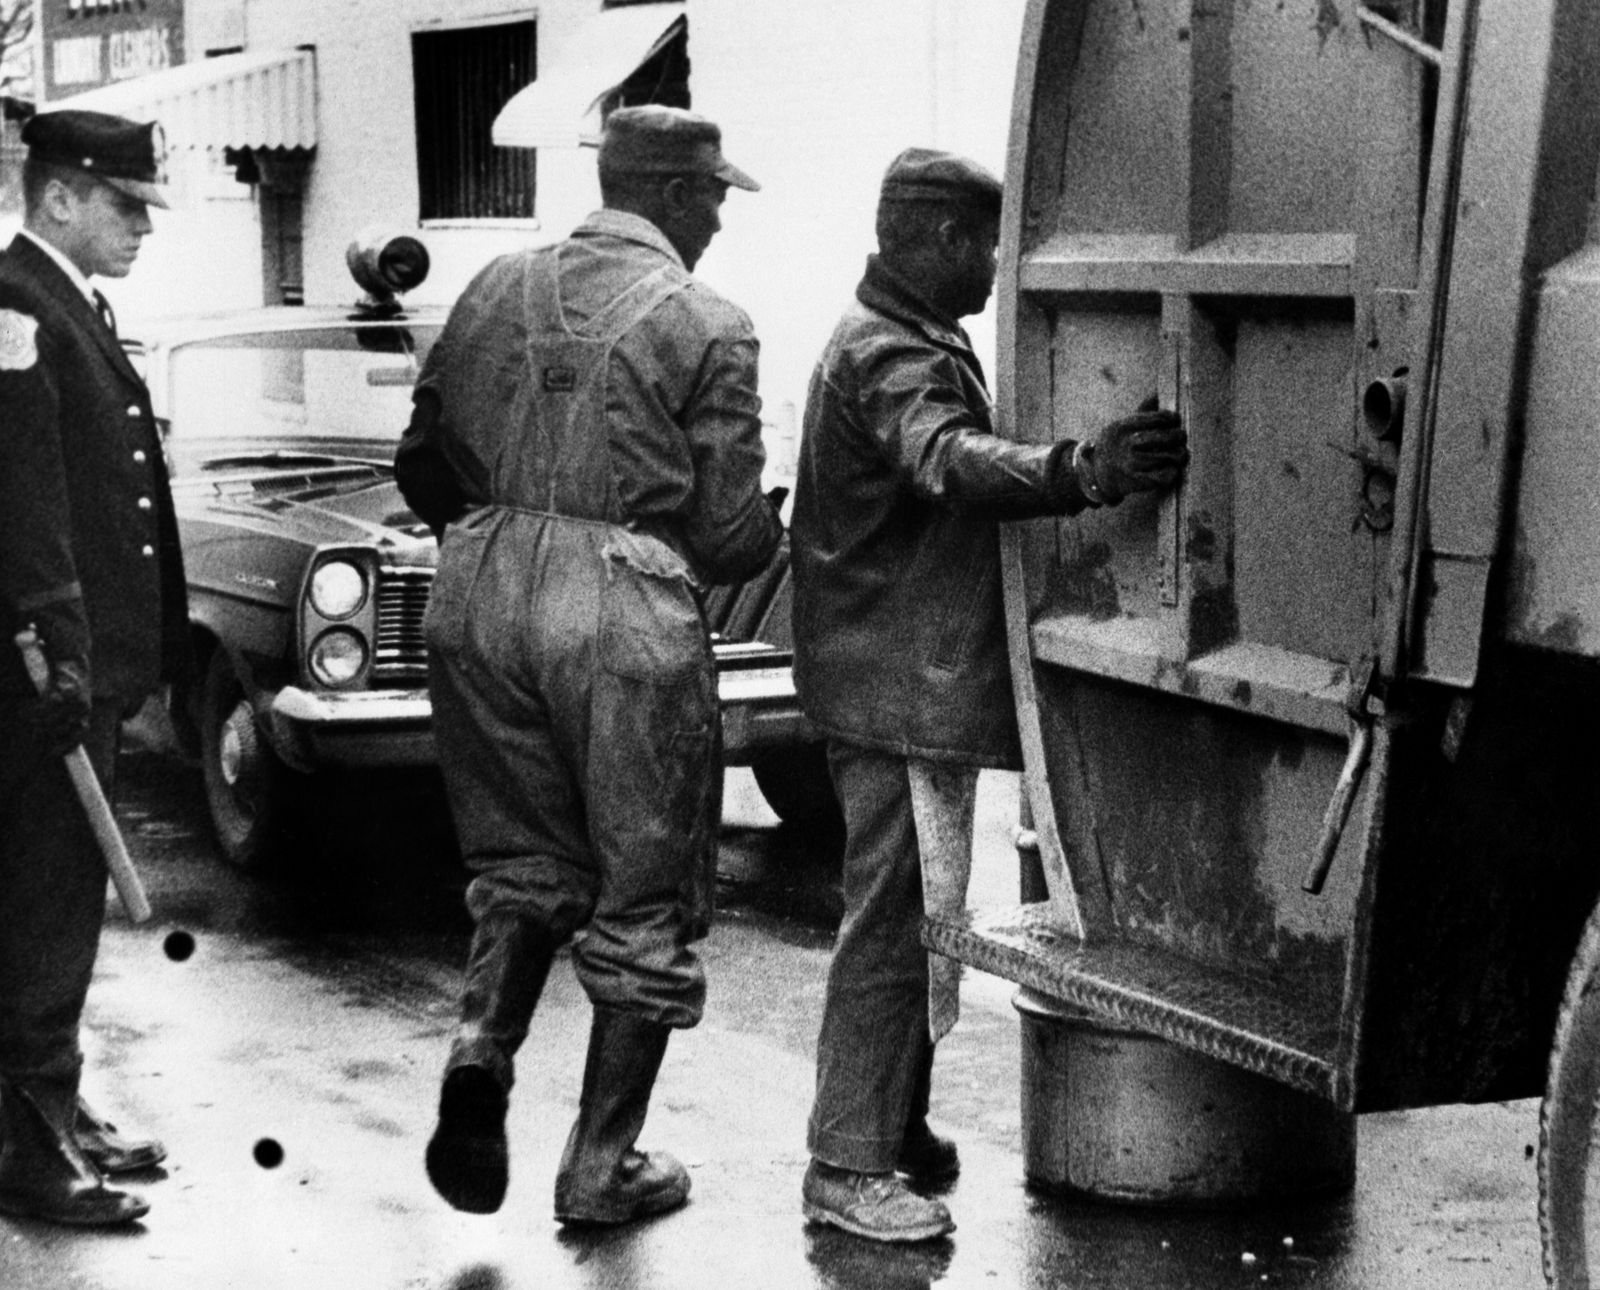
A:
[{"left": 165, "top": 324, "right": 442, "bottom": 461}]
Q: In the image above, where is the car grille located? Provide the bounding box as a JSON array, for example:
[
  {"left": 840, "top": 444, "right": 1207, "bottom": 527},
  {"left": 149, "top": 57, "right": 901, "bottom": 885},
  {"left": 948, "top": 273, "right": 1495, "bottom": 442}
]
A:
[{"left": 372, "top": 567, "right": 433, "bottom": 684}]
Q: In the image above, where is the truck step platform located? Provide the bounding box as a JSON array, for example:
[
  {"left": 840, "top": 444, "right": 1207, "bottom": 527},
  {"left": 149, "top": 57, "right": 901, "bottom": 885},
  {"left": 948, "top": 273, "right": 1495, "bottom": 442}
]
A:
[{"left": 924, "top": 903, "right": 1346, "bottom": 1104}]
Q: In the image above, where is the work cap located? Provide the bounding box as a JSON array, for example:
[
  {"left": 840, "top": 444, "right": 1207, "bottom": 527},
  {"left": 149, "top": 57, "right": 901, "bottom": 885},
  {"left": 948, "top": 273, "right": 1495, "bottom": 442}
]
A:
[
  {"left": 598, "top": 105, "right": 760, "bottom": 192},
  {"left": 23, "top": 109, "right": 170, "bottom": 209},
  {"left": 879, "top": 147, "right": 1002, "bottom": 215}
]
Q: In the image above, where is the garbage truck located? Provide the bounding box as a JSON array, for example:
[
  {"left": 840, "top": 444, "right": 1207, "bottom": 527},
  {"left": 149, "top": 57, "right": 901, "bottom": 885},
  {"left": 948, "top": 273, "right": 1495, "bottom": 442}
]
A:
[{"left": 923, "top": 1, "right": 1600, "bottom": 1282}]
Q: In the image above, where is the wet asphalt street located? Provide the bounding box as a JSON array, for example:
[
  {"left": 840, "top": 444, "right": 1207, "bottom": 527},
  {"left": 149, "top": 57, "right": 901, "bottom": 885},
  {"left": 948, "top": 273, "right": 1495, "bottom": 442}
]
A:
[{"left": 0, "top": 747, "right": 1553, "bottom": 1289}]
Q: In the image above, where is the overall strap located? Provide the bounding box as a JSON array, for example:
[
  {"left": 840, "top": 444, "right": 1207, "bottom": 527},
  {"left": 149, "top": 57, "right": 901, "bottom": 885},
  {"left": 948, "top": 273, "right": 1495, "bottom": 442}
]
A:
[{"left": 579, "top": 263, "right": 687, "bottom": 342}]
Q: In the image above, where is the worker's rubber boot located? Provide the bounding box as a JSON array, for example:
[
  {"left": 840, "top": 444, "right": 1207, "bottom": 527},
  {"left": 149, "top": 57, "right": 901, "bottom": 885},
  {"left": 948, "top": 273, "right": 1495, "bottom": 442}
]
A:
[
  {"left": 74, "top": 1096, "right": 167, "bottom": 1175},
  {"left": 425, "top": 915, "right": 557, "bottom": 1214},
  {"left": 0, "top": 1078, "right": 147, "bottom": 1227},
  {"left": 897, "top": 1035, "right": 959, "bottom": 1189},
  {"left": 552, "top": 1007, "right": 690, "bottom": 1226}
]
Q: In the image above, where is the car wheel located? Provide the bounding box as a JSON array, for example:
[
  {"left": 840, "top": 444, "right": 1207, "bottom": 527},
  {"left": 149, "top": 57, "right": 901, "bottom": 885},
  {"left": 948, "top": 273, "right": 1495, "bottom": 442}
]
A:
[
  {"left": 198, "top": 650, "right": 299, "bottom": 872},
  {"left": 750, "top": 743, "right": 845, "bottom": 841}
]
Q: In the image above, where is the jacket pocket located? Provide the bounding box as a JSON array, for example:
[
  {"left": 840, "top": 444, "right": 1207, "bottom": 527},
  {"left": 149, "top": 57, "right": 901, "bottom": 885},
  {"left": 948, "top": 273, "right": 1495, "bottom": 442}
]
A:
[{"left": 598, "top": 530, "right": 707, "bottom": 683}]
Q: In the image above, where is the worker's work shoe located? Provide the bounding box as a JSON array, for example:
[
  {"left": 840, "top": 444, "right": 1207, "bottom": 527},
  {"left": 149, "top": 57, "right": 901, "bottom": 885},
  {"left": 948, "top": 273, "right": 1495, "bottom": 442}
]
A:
[
  {"left": 0, "top": 1081, "right": 148, "bottom": 1227},
  {"left": 553, "top": 1007, "right": 690, "bottom": 1226},
  {"left": 74, "top": 1097, "right": 167, "bottom": 1175},
  {"left": 802, "top": 1159, "right": 955, "bottom": 1243},
  {"left": 554, "top": 1142, "right": 691, "bottom": 1226},
  {"left": 897, "top": 1121, "right": 960, "bottom": 1189},
  {"left": 424, "top": 1064, "right": 509, "bottom": 1214}
]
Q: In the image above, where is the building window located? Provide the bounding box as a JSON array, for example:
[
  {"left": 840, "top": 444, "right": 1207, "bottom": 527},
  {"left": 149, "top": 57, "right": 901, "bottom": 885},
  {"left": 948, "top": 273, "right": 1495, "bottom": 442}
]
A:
[{"left": 412, "top": 19, "right": 537, "bottom": 221}]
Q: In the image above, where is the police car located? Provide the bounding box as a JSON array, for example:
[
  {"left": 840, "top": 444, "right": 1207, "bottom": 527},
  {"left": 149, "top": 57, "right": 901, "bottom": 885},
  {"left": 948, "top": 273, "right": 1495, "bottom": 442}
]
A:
[{"left": 140, "top": 234, "right": 832, "bottom": 870}]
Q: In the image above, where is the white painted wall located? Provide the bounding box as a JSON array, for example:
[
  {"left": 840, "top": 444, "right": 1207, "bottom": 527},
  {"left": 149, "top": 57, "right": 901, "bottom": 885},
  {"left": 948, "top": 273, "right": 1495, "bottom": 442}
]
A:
[
  {"left": 102, "top": 0, "right": 1028, "bottom": 468},
  {"left": 692, "top": 0, "right": 1027, "bottom": 464}
]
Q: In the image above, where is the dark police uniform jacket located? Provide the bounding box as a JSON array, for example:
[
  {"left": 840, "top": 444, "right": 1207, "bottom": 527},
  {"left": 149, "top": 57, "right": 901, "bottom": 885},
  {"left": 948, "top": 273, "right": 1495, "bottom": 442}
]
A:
[{"left": 0, "top": 233, "right": 188, "bottom": 704}]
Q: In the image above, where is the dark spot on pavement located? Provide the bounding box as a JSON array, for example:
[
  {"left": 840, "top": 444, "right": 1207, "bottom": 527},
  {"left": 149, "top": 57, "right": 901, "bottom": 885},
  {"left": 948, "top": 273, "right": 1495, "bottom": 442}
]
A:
[
  {"left": 164, "top": 930, "right": 196, "bottom": 962},
  {"left": 254, "top": 1137, "right": 285, "bottom": 1169}
]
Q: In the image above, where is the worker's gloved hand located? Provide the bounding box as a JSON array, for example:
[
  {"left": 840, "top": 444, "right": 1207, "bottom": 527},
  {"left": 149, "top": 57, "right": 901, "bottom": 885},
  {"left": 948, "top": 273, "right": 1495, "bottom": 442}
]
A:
[
  {"left": 1080, "top": 398, "right": 1188, "bottom": 504},
  {"left": 23, "top": 655, "right": 91, "bottom": 757}
]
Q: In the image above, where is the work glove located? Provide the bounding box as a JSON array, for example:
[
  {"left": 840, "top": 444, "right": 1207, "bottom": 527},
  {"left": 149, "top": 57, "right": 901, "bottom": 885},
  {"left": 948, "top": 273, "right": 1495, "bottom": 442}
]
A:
[
  {"left": 1078, "top": 398, "right": 1188, "bottom": 504},
  {"left": 22, "top": 654, "right": 91, "bottom": 758}
]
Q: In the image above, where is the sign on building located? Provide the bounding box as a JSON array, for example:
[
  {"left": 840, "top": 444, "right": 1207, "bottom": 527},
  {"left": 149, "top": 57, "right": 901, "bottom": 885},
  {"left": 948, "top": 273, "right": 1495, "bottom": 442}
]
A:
[{"left": 41, "top": 0, "right": 185, "bottom": 101}]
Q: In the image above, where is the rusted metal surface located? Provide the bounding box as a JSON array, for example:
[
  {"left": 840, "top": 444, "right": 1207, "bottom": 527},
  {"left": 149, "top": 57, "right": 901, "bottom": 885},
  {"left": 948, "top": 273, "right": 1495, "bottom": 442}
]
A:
[
  {"left": 1505, "top": 247, "right": 1600, "bottom": 656},
  {"left": 1414, "top": 0, "right": 1600, "bottom": 683},
  {"left": 953, "top": 0, "right": 1600, "bottom": 1142},
  {"left": 982, "top": 0, "right": 1424, "bottom": 1111}
]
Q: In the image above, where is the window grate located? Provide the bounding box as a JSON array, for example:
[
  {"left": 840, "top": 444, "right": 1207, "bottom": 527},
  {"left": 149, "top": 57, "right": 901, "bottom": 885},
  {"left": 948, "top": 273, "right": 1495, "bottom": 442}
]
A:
[{"left": 412, "top": 20, "right": 537, "bottom": 221}]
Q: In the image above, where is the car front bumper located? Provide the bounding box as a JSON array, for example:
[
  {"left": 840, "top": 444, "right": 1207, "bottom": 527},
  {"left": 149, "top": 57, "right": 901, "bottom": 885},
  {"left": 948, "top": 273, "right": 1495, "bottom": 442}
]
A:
[
  {"left": 269, "top": 661, "right": 812, "bottom": 772},
  {"left": 270, "top": 685, "right": 436, "bottom": 769},
  {"left": 716, "top": 662, "right": 815, "bottom": 763}
]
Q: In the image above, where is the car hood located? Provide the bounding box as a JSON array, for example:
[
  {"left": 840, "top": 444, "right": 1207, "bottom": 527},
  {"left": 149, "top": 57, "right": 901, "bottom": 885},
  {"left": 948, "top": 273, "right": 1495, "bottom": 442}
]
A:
[{"left": 174, "top": 453, "right": 438, "bottom": 554}]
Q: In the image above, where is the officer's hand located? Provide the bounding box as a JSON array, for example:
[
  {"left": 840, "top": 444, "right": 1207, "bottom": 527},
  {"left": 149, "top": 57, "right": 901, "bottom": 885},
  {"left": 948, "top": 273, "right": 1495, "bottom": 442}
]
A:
[
  {"left": 24, "top": 657, "right": 91, "bottom": 758},
  {"left": 1082, "top": 399, "right": 1188, "bottom": 504}
]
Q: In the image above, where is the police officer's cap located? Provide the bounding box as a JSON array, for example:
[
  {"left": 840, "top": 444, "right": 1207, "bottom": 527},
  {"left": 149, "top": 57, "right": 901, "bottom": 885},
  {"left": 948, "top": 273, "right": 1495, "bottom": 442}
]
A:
[
  {"left": 22, "top": 109, "right": 170, "bottom": 210},
  {"left": 879, "top": 147, "right": 1001, "bottom": 216},
  {"left": 599, "top": 106, "right": 759, "bottom": 192}
]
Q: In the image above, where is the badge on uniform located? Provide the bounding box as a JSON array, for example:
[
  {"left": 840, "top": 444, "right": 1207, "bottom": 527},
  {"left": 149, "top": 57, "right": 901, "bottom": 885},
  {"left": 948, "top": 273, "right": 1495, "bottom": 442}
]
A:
[
  {"left": 543, "top": 366, "right": 576, "bottom": 393},
  {"left": 0, "top": 309, "right": 38, "bottom": 371}
]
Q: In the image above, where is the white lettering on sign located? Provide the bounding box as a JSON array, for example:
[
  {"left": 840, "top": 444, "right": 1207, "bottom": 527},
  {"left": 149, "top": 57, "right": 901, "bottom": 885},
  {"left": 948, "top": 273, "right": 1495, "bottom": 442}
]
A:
[
  {"left": 51, "top": 35, "right": 103, "bottom": 84},
  {"left": 67, "top": 0, "right": 149, "bottom": 15},
  {"left": 108, "top": 26, "right": 172, "bottom": 80}
]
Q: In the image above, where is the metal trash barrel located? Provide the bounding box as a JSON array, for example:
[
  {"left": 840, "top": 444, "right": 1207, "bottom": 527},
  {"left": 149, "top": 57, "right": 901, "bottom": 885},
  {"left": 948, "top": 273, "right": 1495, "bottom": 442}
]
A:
[{"left": 1015, "top": 987, "right": 1356, "bottom": 1204}]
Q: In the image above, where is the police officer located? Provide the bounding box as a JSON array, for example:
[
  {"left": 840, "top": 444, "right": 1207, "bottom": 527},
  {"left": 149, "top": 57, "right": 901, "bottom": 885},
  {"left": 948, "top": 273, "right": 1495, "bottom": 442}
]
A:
[
  {"left": 396, "top": 105, "right": 782, "bottom": 1225},
  {"left": 791, "top": 149, "right": 1187, "bottom": 1241},
  {"left": 0, "top": 109, "right": 187, "bottom": 1226}
]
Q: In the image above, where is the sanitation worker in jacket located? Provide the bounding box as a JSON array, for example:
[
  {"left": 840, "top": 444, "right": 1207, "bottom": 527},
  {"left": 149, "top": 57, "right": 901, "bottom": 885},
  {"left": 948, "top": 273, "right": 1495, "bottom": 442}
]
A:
[
  {"left": 0, "top": 109, "right": 187, "bottom": 1227},
  {"left": 395, "top": 105, "right": 782, "bottom": 1224},
  {"left": 791, "top": 148, "right": 1189, "bottom": 1242}
]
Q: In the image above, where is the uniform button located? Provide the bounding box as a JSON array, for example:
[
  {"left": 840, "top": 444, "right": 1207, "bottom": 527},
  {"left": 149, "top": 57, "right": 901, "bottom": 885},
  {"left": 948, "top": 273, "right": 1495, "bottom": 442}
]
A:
[
  {"left": 141, "top": 545, "right": 154, "bottom": 557},
  {"left": 133, "top": 450, "right": 147, "bottom": 465},
  {"left": 126, "top": 404, "right": 140, "bottom": 416},
  {"left": 138, "top": 497, "right": 153, "bottom": 511}
]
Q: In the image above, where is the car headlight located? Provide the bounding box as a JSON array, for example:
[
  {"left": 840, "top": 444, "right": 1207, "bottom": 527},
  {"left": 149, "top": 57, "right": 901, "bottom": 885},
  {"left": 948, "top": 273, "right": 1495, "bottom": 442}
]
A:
[
  {"left": 308, "top": 628, "right": 368, "bottom": 686},
  {"left": 310, "top": 560, "right": 367, "bottom": 619}
]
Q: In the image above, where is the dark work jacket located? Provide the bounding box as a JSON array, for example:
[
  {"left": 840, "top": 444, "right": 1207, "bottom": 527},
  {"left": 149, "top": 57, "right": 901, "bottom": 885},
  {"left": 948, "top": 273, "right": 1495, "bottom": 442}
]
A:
[
  {"left": 790, "top": 255, "right": 1089, "bottom": 766},
  {"left": 0, "top": 234, "right": 189, "bottom": 701}
]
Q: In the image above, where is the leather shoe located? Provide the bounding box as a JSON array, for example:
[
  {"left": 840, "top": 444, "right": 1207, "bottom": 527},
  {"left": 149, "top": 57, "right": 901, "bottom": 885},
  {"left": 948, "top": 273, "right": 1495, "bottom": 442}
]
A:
[
  {"left": 425, "top": 1064, "right": 508, "bottom": 1214},
  {"left": 75, "top": 1098, "right": 167, "bottom": 1175},
  {"left": 0, "top": 1175, "right": 149, "bottom": 1227},
  {"left": 0, "top": 1083, "right": 147, "bottom": 1227},
  {"left": 897, "top": 1122, "right": 959, "bottom": 1189},
  {"left": 802, "top": 1159, "right": 954, "bottom": 1243}
]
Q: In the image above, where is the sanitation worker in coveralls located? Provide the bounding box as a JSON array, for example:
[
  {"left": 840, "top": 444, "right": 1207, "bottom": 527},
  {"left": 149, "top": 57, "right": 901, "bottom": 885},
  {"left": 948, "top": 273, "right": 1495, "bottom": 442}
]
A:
[
  {"left": 792, "top": 148, "right": 1189, "bottom": 1242},
  {"left": 0, "top": 109, "right": 188, "bottom": 1227},
  {"left": 396, "top": 105, "right": 782, "bottom": 1225}
]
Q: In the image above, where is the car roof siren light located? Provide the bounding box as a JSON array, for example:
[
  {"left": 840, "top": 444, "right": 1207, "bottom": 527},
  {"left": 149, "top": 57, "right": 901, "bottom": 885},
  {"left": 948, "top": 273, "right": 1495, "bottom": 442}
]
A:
[{"left": 347, "top": 229, "right": 431, "bottom": 316}]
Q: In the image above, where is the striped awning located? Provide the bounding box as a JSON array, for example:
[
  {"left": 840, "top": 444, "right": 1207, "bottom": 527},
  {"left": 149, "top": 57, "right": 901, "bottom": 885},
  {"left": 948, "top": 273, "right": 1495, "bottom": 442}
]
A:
[
  {"left": 48, "top": 48, "right": 316, "bottom": 152},
  {"left": 493, "top": 7, "right": 685, "bottom": 149}
]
